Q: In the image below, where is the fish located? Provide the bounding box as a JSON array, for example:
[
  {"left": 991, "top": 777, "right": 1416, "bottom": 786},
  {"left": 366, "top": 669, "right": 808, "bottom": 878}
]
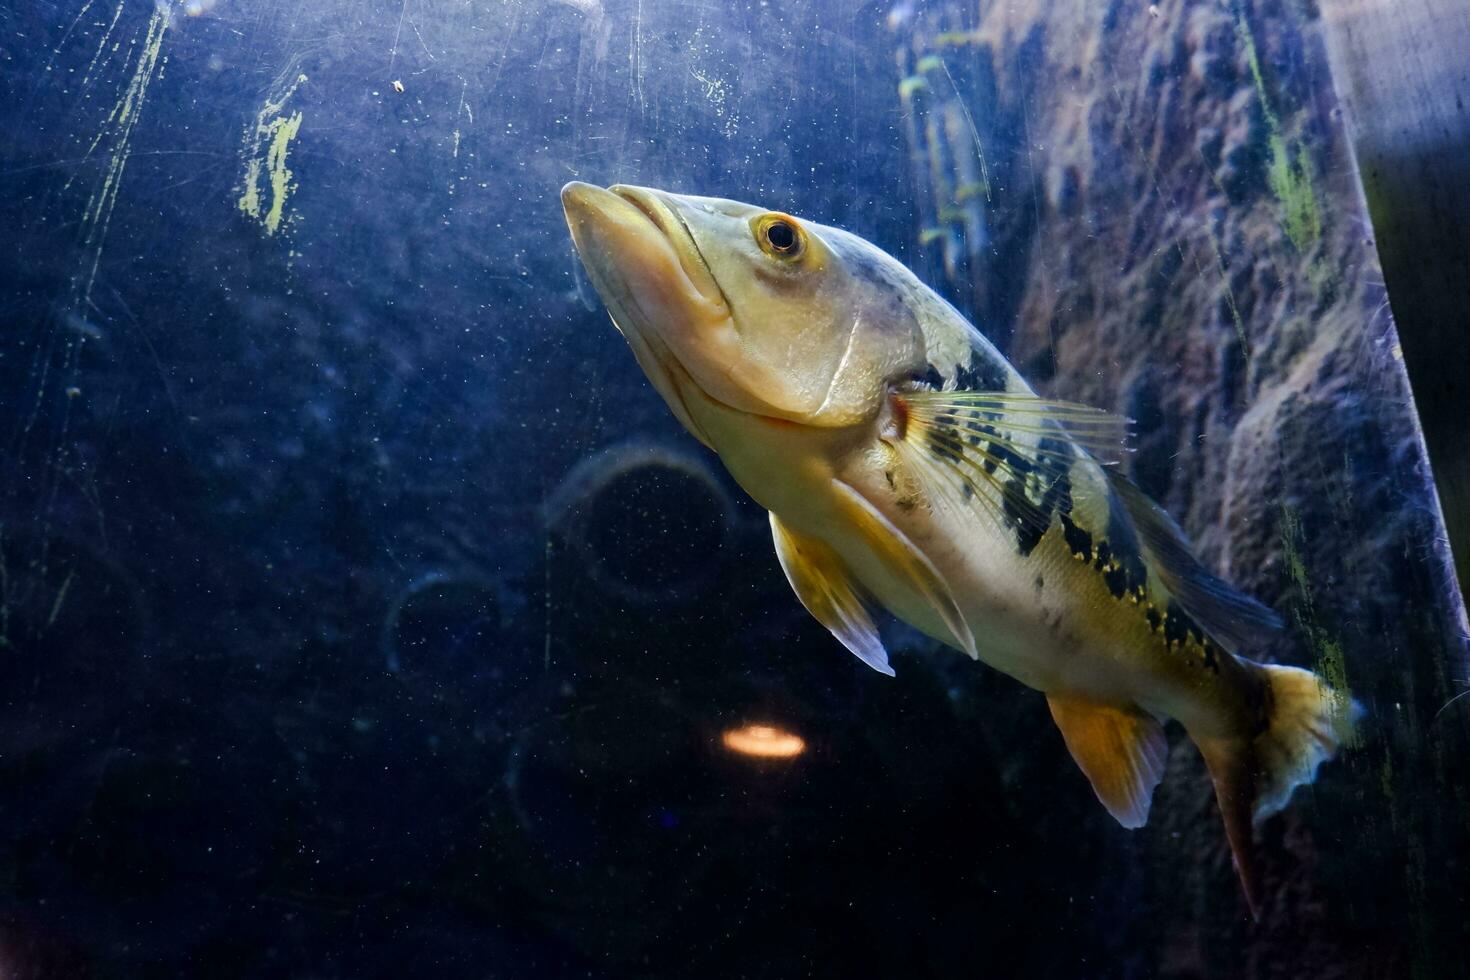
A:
[{"left": 560, "top": 181, "right": 1358, "bottom": 915}]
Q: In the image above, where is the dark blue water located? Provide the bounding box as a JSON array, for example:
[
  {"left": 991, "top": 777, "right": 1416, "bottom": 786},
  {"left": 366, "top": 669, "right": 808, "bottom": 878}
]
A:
[{"left": 2, "top": 1, "right": 1467, "bottom": 977}]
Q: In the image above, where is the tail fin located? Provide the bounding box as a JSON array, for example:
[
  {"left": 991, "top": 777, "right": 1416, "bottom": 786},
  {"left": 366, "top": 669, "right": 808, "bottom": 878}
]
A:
[
  {"left": 1252, "top": 665, "right": 1360, "bottom": 819},
  {"left": 1197, "top": 664, "right": 1359, "bottom": 918}
]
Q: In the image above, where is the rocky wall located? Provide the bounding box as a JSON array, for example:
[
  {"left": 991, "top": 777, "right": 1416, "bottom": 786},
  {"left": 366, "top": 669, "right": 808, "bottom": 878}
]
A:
[{"left": 893, "top": 0, "right": 1469, "bottom": 974}]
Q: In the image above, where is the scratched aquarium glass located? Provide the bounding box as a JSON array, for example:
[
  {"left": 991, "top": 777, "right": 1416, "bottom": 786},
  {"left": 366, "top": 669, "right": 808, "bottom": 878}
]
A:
[{"left": 1, "top": 0, "right": 1468, "bottom": 976}]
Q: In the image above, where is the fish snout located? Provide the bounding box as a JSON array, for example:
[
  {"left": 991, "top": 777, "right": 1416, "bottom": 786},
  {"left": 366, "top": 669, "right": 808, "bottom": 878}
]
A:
[
  {"left": 559, "top": 180, "right": 595, "bottom": 207},
  {"left": 560, "top": 182, "right": 667, "bottom": 234},
  {"left": 562, "top": 181, "right": 726, "bottom": 321},
  {"left": 560, "top": 181, "right": 622, "bottom": 234}
]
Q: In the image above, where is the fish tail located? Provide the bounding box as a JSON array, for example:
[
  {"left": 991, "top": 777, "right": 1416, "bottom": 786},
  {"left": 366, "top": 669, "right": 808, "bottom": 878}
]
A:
[
  {"left": 1195, "top": 664, "right": 1360, "bottom": 918},
  {"left": 1251, "top": 664, "right": 1361, "bottom": 818}
]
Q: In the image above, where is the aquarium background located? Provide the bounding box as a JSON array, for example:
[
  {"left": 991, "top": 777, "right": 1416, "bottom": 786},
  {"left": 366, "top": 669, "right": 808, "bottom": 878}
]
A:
[{"left": 1, "top": 0, "right": 1467, "bottom": 977}]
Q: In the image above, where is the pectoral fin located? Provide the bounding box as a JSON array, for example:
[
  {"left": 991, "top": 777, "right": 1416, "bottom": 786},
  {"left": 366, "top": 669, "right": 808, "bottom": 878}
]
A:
[
  {"left": 829, "top": 480, "right": 978, "bottom": 658},
  {"left": 770, "top": 512, "right": 893, "bottom": 676},
  {"left": 1047, "top": 696, "right": 1169, "bottom": 829},
  {"left": 888, "top": 388, "right": 1127, "bottom": 542}
]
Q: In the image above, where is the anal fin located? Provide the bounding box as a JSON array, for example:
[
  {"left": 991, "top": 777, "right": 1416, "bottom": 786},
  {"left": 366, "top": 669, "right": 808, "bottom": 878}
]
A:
[
  {"left": 1047, "top": 696, "right": 1169, "bottom": 830},
  {"left": 770, "top": 512, "right": 893, "bottom": 676}
]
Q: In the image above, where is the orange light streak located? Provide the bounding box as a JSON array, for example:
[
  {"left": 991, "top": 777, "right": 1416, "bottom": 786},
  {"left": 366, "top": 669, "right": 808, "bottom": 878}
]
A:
[{"left": 721, "top": 724, "right": 806, "bottom": 759}]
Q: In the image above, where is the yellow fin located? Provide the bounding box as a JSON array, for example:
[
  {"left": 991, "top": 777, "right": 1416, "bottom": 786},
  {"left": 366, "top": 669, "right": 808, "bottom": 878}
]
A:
[
  {"left": 1195, "top": 736, "right": 1263, "bottom": 919},
  {"left": 1193, "top": 664, "right": 1359, "bottom": 919},
  {"left": 1251, "top": 663, "right": 1359, "bottom": 818},
  {"left": 829, "top": 480, "right": 977, "bottom": 658},
  {"left": 769, "top": 512, "right": 893, "bottom": 676},
  {"left": 1046, "top": 696, "right": 1169, "bottom": 830}
]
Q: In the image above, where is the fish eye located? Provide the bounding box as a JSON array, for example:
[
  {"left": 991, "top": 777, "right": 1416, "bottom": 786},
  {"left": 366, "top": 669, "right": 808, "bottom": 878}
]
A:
[
  {"left": 766, "top": 220, "right": 797, "bottom": 252},
  {"left": 756, "top": 214, "right": 805, "bottom": 259}
]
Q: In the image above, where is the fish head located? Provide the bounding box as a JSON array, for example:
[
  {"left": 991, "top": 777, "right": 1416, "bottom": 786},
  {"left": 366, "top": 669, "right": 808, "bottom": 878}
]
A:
[{"left": 561, "top": 182, "right": 930, "bottom": 437}]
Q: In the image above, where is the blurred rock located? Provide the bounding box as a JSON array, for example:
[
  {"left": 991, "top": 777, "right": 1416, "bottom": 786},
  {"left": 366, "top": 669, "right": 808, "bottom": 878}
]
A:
[{"left": 898, "top": 0, "right": 1467, "bottom": 974}]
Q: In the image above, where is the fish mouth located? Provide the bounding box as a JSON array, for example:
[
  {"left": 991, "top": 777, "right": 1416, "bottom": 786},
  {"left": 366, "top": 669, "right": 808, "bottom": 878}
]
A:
[
  {"left": 609, "top": 184, "right": 729, "bottom": 313},
  {"left": 561, "top": 182, "right": 726, "bottom": 322},
  {"left": 561, "top": 181, "right": 730, "bottom": 444}
]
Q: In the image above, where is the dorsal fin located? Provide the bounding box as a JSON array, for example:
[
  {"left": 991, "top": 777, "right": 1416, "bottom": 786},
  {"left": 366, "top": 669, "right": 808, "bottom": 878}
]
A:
[
  {"left": 1047, "top": 696, "right": 1169, "bottom": 829},
  {"left": 769, "top": 512, "right": 893, "bottom": 676},
  {"left": 1104, "top": 469, "right": 1283, "bottom": 651}
]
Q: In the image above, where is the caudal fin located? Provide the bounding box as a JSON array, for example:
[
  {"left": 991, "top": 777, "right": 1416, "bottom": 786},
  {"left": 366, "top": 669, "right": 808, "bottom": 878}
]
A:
[
  {"left": 1252, "top": 665, "right": 1360, "bottom": 819},
  {"left": 1197, "top": 664, "right": 1359, "bottom": 917}
]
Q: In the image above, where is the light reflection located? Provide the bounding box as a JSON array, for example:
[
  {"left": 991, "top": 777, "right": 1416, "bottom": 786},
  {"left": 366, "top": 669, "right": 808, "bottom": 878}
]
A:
[{"left": 721, "top": 723, "right": 806, "bottom": 759}]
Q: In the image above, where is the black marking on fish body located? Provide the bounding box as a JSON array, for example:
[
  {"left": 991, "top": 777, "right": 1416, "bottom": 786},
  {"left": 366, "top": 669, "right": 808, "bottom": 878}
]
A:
[
  {"left": 1060, "top": 512, "right": 1093, "bottom": 560},
  {"left": 1007, "top": 474, "right": 1046, "bottom": 556},
  {"left": 1065, "top": 524, "right": 1142, "bottom": 605},
  {"left": 991, "top": 441, "right": 1034, "bottom": 478},
  {"left": 926, "top": 425, "right": 965, "bottom": 464},
  {"left": 1039, "top": 445, "right": 1074, "bottom": 519},
  {"left": 1034, "top": 574, "right": 1045, "bottom": 591},
  {"left": 1200, "top": 638, "right": 1221, "bottom": 672},
  {"left": 1045, "top": 479, "right": 1069, "bottom": 514},
  {"left": 1104, "top": 491, "right": 1150, "bottom": 596},
  {"left": 1004, "top": 440, "right": 1074, "bottom": 556},
  {"left": 1163, "top": 600, "right": 1195, "bottom": 648},
  {"left": 913, "top": 364, "right": 946, "bottom": 389},
  {"left": 953, "top": 348, "right": 1010, "bottom": 393},
  {"left": 1051, "top": 495, "right": 1225, "bottom": 674},
  {"left": 1102, "top": 561, "right": 1130, "bottom": 600},
  {"left": 1181, "top": 619, "right": 1220, "bottom": 673}
]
